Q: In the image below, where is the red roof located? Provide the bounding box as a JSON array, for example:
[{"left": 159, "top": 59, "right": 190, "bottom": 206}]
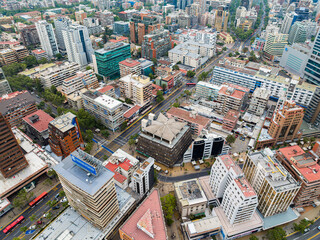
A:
[
  {"left": 120, "top": 189, "right": 167, "bottom": 240},
  {"left": 113, "top": 172, "right": 127, "bottom": 183},
  {"left": 124, "top": 105, "right": 141, "bottom": 119},
  {"left": 22, "top": 110, "right": 54, "bottom": 132},
  {"left": 220, "top": 155, "right": 242, "bottom": 175},
  {"left": 223, "top": 109, "right": 240, "bottom": 122},
  {"left": 109, "top": 37, "right": 128, "bottom": 43},
  {"left": 119, "top": 158, "right": 133, "bottom": 171},
  {"left": 234, "top": 178, "right": 256, "bottom": 198},
  {"left": 105, "top": 162, "right": 119, "bottom": 172},
  {"left": 120, "top": 58, "right": 140, "bottom": 68},
  {"left": 219, "top": 86, "right": 246, "bottom": 100},
  {"left": 32, "top": 49, "right": 46, "bottom": 55},
  {"left": 167, "top": 107, "right": 210, "bottom": 127},
  {"left": 98, "top": 85, "right": 114, "bottom": 94}
]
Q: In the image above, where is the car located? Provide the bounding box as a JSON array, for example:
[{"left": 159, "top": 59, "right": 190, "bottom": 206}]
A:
[
  {"left": 304, "top": 228, "right": 310, "bottom": 233},
  {"left": 242, "top": 137, "right": 245, "bottom": 141},
  {"left": 36, "top": 220, "right": 43, "bottom": 225},
  {"left": 55, "top": 194, "right": 60, "bottom": 200},
  {"left": 318, "top": 226, "right": 320, "bottom": 231},
  {"left": 29, "top": 225, "right": 36, "bottom": 230},
  {"left": 52, "top": 205, "right": 60, "bottom": 210},
  {"left": 235, "top": 134, "right": 238, "bottom": 138},
  {"left": 60, "top": 197, "right": 67, "bottom": 203}
]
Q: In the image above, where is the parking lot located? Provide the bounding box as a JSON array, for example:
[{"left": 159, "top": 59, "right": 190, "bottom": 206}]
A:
[{"left": 230, "top": 135, "right": 250, "bottom": 154}]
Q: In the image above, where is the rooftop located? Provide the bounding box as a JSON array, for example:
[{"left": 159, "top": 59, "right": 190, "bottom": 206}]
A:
[
  {"left": 174, "top": 179, "right": 207, "bottom": 206},
  {"left": 32, "top": 49, "right": 46, "bottom": 55},
  {"left": 22, "top": 110, "right": 54, "bottom": 133},
  {"left": 167, "top": 107, "right": 211, "bottom": 127},
  {"left": 218, "top": 86, "right": 246, "bottom": 100},
  {"left": 95, "top": 94, "right": 122, "bottom": 110},
  {"left": 53, "top": 149, "right": 114, "bottom": 196},
  {"left": 49, "top": 112, "right": 77, "bottom": 133},
  {"left": 278, "top": 146, "right": 320, "bottom": 183},
  {"left": 95, "top": 42, "right": 129, "bottom": 54},
  {"left": 0, "top": 90, "right": 35, "bottom": 115},
  {"left": 220, "top": 155, "right": 242, "bottom": 176},
  {"left": 234, "top": 177, "right": 256, "bottom": 198},
  {"left": 124, "top": 105, "right": 141, "bottom": 119},
  {"left": 120, "top": 58, "right": 140, "bottom": 68},
  {"left": 223, "top": 109, "right": 240, "bottom": 122},
  {"left": 20, "top": 63, "right": 56, "bottom": 76},
  {"left": 97, "top": 85, "right": 114, "bottom": 94},
  {"left": 259, "top": 207, "right": 299, "bottom": 230},
  {"left": 120, "top": 189, "right": 167, "bottom": 240},
  {"left": 186, "top": 216, "right": 221, "bottom": 238}
]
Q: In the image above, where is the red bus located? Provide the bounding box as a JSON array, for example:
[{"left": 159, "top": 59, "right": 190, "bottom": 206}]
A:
[
  {"left": 186, "top": 83, "right": 196, "bottom": 86},
  {"left": 29, "top": 191, "right": 48, "bottom": 207},
  {"left": 3, "top": 216, "right": 25, "bottom": 234}
]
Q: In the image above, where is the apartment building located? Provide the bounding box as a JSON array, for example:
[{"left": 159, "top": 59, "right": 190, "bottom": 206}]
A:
[
  {"left": 48, "top": 112, "right": 84, "bottom": 158},
  {"left": 54, "top": 149, "right": 119, "bottom": 229},
  {"left": 54, "top": 17, "right": 71, "bottom": 52},
  {"left": 0, "top": 113, "right": 29, "bottom": 178},
  {"left": 216, "top": 85, "right": 246, "bottom": 115},
  {"left": 39, "top": 62, "right": 80, "bottom": 88},
  {"left": 81, "top": 91, "right": 124, "bottom": 131},
  {"left": 119, "top": 74, "right": 153, "bottom": 106},
  {"left": 243, "top": 148, "right": 300, "bottom": 217},
  {"left": 95, "top": 10, "right": 114, "bottom": 27},
  {"left": 166, "top": 107, "right": 210, "bottom": 136},
  {"left": 35, "top": 20, "right": 59, "bottom": 58},
  {"left": 0, "top": 90, "right": 37, "bottom": 127},
  {"left": 75, "top": 10, "right": 87, "bottom": 23},
  {"left": 222, "top": 109, "right": 239, "bottom": 131},
  {"left": 113, "top": 21, "right": 130, "bottom": 35},
  {"left": 20, "top": 25, "right": 40, "bottom": 46},
  {"left": 119, "top": 58, "right": 141, "bottom": 78},
  {"left": 304, "top": 87, "right": 320, "bottom": 127},
  {"left": 195, "top": 82, "right": 221, "bottom": 100},
  {"left": 0, "top": 46, "right": 29, "bottom": 65},
  {"left": 214, "top": 6, "right": 229, "bottom": 32},
  {"left": 248, "top": 88, "right": 270, "bottom": 116},
  {"left": 263, "top": 33, "right": 288, "bottom": 61},
  {"left": 0, "top": 78, "right": 12, "bottom": 97},
  {"left": 31, "top": 49, "right": 48, "bottom": 61},
  {"left": 132, "top": 157, "right": 154, "bottom": 197},
  {"left": 61, "top": 70, "right": 99, "bottom": 95},
  {"left": 155, "top": 70, "right": 182, "bottom": 90}
]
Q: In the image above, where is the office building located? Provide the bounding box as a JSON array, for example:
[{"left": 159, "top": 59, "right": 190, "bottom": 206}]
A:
[
  {"left": 35, "top": 20, "right": 59, "bottom": 58},
  {"left": 119, "top": 74, "right": 153, "bottom": 106},
  {"left": 137, "top": 113, "right": 192, "bottom": 167},
  {"left": 81, "top": 91, "right": 124, "bottom": 131},
  {"left": 288, "top": 22, "right": 307, "bottom": 44},
  {"left": 243, "top": 148, "right": 300, "bottom": 217},
  {"left": 280, "top": 43, "right": 310, "bottom": 77},
  {"left": 75, "top": 10, "right": 87, "bottom": 23},
  {"left": 62, "top": 24, "right": 94, "bottom": 66},
  {"left": 83, "top": 18, "right": 103, "bottom": 35},
  {"left": 31, "top": 49, "right": 48, "bottom": 61},
  {"left": 22, "top": 110, "right": 54, "bottom": 145},
  {"left": 277, "top": 146, "right": 320, "bottom": 207},
  {"left": 129, "top": 13, "right": 161, "bottom": 44},
  {"left": 154, "top": 70, "right": 182, "bottom": 90},
  {"left": 119, "top": 189, "right": 167, "bottom": 240},
  {"left": 20, "top": 25, "right": 40, "bottom": 46},
  {"left": 174, "top": 179, "right": 207, "bottom": 217},
  {"left": 132, "top": 157, "right": 154, "bottom": 197},
  {"left": 263, "top": 33, "right": 288, "bottom": 61},
  {"left": 113, "top": 21, "right": 130, "bottom": 35},
  {"left": 0, "top": 68, "right": 11, "bottom": 97},
  {"left": 62, "top": 70, "right": 99, "bottom": 95},
  {"left": 119, "top": 58, "right": 141, "bottom": 78},
  {"left": 304, "top": 30, "right": 320, "bottom": 86},
  {"left": 195, "top": 82, "right": 220, "bottom": 100},
  {"left": 248, "top": 88, "right": 270, "bottom": 116},
  {"left": 167, "top": 107, "right": 210, "bottom": 136},
  {"left": 280, "top": 12, "right": 297, "bottom": 34},
  {"left": 141, "top": 29, "right": 173, "bottom": 60},
  {"left": 0, "top": 113, "right": 28, "bottom": 178},
  {"left": 39, "top": 61, "right": 80, "bottom": 88},
  {"left": 304, "top": 87, "right": 320, "bottom": 127},
  {"left": 54, "top": 149, "right": 119, "bottom": 229},
  {"left": 183, "top": 130, "right": 225, "bottom": 162},
  {"left": 214, "top": 6, "right": 229, "bottom": 32},
  {"left": 95, "top": 10, "right": 114, "bottom": 27},
  {"left": 48, "top": 112, "right": 84, "bottom": 158},
  {"left": 94, "top": 42, "right": 131, "bottom": 79},
  {"left": 54, "top": 17, "right": 71, "bottom": 52},
  {"left": 0, "top": 90, "right": 37, "bottom": 127}
]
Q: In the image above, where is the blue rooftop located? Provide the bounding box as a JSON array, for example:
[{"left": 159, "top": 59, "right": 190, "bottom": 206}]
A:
[{"left": 259, "top": 207, "right": 299, "bottom": 230}]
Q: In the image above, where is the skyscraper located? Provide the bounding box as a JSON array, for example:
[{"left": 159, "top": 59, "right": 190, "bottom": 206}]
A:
[
  {"left": 35, "top": 20, "right": 59, "bottom": 58},
  {"left": 0, "top": 113, "right": 28, "bottom": 178},
  {"left": 54, "top": 17, "right": 71, "bottom": 52},
  {"left": 263, "top": 33, "right": 288, "bottom": 61},
  {"left": 62, "top": 24, "right": 94, "bottom": 66},
  {"left": 304, "top": 87, "right": 320, "bottom": 127},
  {"left": 214, "top": 6, "right": 229, "bottom": 32},
  {"left": 304, "top": 30, "right": 320, "bottom": 86},
  {"left": 288, "top": 21, "right": 307, "bottom": 44}
]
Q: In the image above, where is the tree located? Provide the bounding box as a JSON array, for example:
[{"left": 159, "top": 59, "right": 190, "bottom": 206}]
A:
[
  {"left": 20, "top": 226, "right": 28, "bottom": 232},
  {"left": 294, "top": 219, "right": 310, "bottom": 233},
  {"left": 156, "top": 90, "right": 164, "bottom": 103},
  {"left": 172, "top": 64, "right": 179, "bottom": 70},
  {"left": 86, "top": 66, "right": 92, "bottom": 70},
  {"left": 29, "top": 214, "right": 37, "bottom": 222},
  {"left": 101, "top": 129, "right": 109, "bottom": 138},
  {"left": 46, "top": 200, "right": 57, "bottom": 208},
  {"left": 125, "top": 98, "right": 133, "bottom": 104},
  {"left": 35, "top": 78, "right": 44, "bottom": 92},
  {"left": 44, "top": 178, "right": 53, "bottom": 186},
  {"left": 13, "top": 189, "right": 34, "bottom": 209},
  {"left": 44, "top": 106, "right": 52, "bottom": 115},
  {"left": 226, "top": 135, "right": 236, "bottom": 144},
  {"left": 120, "top": 121, "right": 128, "bottom": 131},
  {"left": 57, "top": 107, "right": 64, "bottom": 115},
  {"left": 222, "top": 47, "right": 227, "bottom": 51},
  {"left": 55, "top": 53, "right": 63, "bottom": 60},
  {"left": 266, "top": 227, "right": 286, "bottom": 240},
  {"left": 186, "top": 70, "right": 195, "bottom": 78},
  {"left": 128, "top": 138, "right": 135, "bottom": 147},
  {"left": 161, "top": 194, "right": 176, "bottom": 226},
  {"left": 23, "top": 55, "right": 38, "bottom": 68},
  {"left": 243, "top": 47, "right": 249, "bottom": 53},
  {"left": 38, "top": 101, "right": 45, "bottom": 110},
  {"left": 84, "top": 129, "right": 94, "bottom": 142},
  {"left": 173, "top": 101, "right": 180, "bottom": 108},
  {"left": 38, "top": 57, "right": 48, "bottom": 64},
  {"left": 228, "top": 53, "right": 233, "bottom": 57},
  {"left": 151, "top": 57, "right": 157, "bottom": 66},
  {"left": 148, "top": 73, "right": 156, "bottom": 80},
  {"left": 249, "top": 236, "right": 259, "bottom": 240}
]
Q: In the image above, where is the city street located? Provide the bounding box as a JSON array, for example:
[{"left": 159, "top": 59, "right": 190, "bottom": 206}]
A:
[
  {"left": 287, "top": 218, "right": 320, "bottom": 240},
  {"left": 0, "top": 183, "right": 62, "bottom": 240}
]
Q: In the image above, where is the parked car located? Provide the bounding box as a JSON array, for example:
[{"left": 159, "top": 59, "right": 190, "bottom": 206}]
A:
[
  {"left": 52, "top": 205, "right": 60, "bottom": 210},
  {"left": 36, "top": 220, "right": 42, "bottom": 225},
  {"left": 55, "top": 194, "right": 60, "bottom": 200},
  {"left": 60, "top": 197, "right": 68, "bottom": 203},
  {"left": 304, "top": 228, "right": 310, "bottom": 233},
  {"left": 317, "top": 226, "right": 320, "bottom": 231}
]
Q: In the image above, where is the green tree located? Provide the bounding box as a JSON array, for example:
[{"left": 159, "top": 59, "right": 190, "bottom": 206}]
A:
[
  {"left": 84, "top": 129, "right": 94, "bottom": 142},
  {"left": 243, "top": 47, "right": 249, "bottom": 53},
  {"left": 151, "top": 57, "right": 157, "bottom": 66},
  {"left": 226, "top": 135, "right": 236, "bottom": 144},
  {"left": 101, "top": 129, "right": 109, "bottom": 138},
  {"left": 186, "top": 70, "right": 195, "bottom": 78},
  {"left": 44, "top": 178, "right": 53, "bottom": 186},
  {"left": 294, "top": 219, "right": 310, "bottom": 233},
  {"left": 228, "top": 53, "right": 233, "bottom": 57},
  {"left": 23, "top": 55, "right": 38, "bottom": 68},
  {"left": 173, "top": 101, "right": 180, "bottom": 108},
  {"left": 13, "top": 189, "right": 34, "bottom": 209},
  {"left": 266, "top": 227, "right": 286, "bottom": 240},
  {"left": 120, "top": 121, "right": 128, "bottom": 131},
  {"left": 38, "top": 57, "right": 48, "bottom": 64},
  {"left": 249, "top": 236, "right": 259, "bottom": 240},
  {"left": 85, "top": 142, "right": 93, "bottom": 153},
  {"left": 160, "top": 193, "right": 176, "bottom": 226},
  {"left": 46, "top": 200, "right": 57, "bottom": 208},
  {"left": 35, "top": 78, "right": 44, "bottom": 92},
  {"left": 20, "top": 226, "right": 28, "bottom": 232},
  {"left": 7, "top": 75, "right": 34, "bottom": 91},
  {"left": 38, "top": 101, "right": 45, "bottom": 110},
  {"left": 44, "top": 106, "right": 52, "bottom": 115},
  {"left": 222, "top": 47, "right": 227, "bottom": 51},
  {"left": 86, "top": 66, "right": 92, "bottom": 70},
  {"left": 55, "top": 53, "right": 63, "bottom": 60},
  {"left": 57, "top": 107, "right": 64, "bottom": 115},
  {"left": 156, "top": 90, "right": 164, "bottom": 103},
  {"left": 29, "top": 214, "right": 37, "bottom": 222},
  {"left": 128, "top": 138, "right": 135, "bottom": 147},
  {"left": 125, "top": 98, "right": 133, "bottom": 104},
  {"left": 172, "top": 64, "right": 179, "bottom": 70}
]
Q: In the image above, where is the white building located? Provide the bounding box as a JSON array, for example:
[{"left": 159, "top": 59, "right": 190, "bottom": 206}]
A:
[
  {"left": 247, "top": 88, "right": 270, "bottom": 116},
  {"left": 132, "top": 157, "right": 155, "bottom": 197},
  {"left": 54, "top": 17, "right": 71, "bottom": 52},
  {"left": 35, "top": 20, "right": 59, "bottom": 58},
  {"left": 62, "top": 24, "right": 94, "bottom": 66}
]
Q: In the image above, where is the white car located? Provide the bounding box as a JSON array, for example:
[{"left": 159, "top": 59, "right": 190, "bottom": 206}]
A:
[{"left": 60, "top": 197, "right": 67, "bottom": 203}]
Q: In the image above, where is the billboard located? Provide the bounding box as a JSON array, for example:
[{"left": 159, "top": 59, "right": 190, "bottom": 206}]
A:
[{"left": 71, "top": 154, "right": 97, "bottom": 176}]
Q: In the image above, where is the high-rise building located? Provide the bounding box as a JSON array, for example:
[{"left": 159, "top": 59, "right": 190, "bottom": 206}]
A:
[
  {"left": 48, "top": 112, "right": 84, "bottom": 158},
  {"left": 129, "top": 13, "right": 161, "bottom": 44},
  {"left": 132, "top": 157, "right": 154, "bottom": 197},
  {"left": 119, "top": 58, "right": 141, "bottom": 78},
  {"left": 20, "top": 25, "right": 40, "bottom": 46},
  {"left": 95, "top": 10, "right": 114, "bottom": 27},
  {"left": 0, "top": 113, "right": 29, "bottom": 178},
  {"left": 137, "top": 113, "right": 192, "bottom": 167},
  {"left": 243, "top": 148, "right": 300, "bottom": 217},
  {"left": 119, "top": 74, "right": 153, "bottom": 106},
  {"left": 280, "top": 12, "right": 298, "bottom": 34},
  {"left": 94, "top": 42, "right": 131, "bottom": 79},
  {"left": 304, "top": 30, "right": 320, "bottom": 86},
  {"left": 75, "top": 10, "right": 87, "bottom": 23},
  {"left": 54, "top": 148, "right": 119, "bottom": 229},
  {"left": 35, "top": 20, "right": 59, "bottom": 58},
  {"left": 62, "top": 24, "right": 94, "bottom": 66},
  {"left": 214, "top": 6, "right": 229, "bottom": 32},
  {"left": 247, "top": 88, "right": 270, "bottom": 116},
  {"left": 176, "top": 0, "right": 193, "bottom": 10},
  {"left": 277, "top": 145, "right": 320, "bottom": 207},
  {"left": 0, "top": 90, "right": 37, "bottom": 127},
  {"left": 288, "top": 22, "right": 307, "bottom": 44},
  {"left": 54, "top": 17, "right": 71, "bottom": 52},
  {"left": 113, "top": 21, "right": 130, "bottom": 35},
  {"left": 141, "top": 29, "right": 173, "bottom": 59},
  {"left": 0, "top": 46, "right": 29, "bottom": 66},
  {"left": 263, "top": 33, "right": 288, "bottom": 61},
  {"left": 304, "top": 87, "right": 320, "bottom": 127}
]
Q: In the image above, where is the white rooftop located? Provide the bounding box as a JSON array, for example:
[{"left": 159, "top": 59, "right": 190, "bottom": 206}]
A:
[
  {"left": 95, "top": 94, "right": 122, "bottom": 110},
  {"left": 187, "top": 216, "right": 221, "bottom": 236}
]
